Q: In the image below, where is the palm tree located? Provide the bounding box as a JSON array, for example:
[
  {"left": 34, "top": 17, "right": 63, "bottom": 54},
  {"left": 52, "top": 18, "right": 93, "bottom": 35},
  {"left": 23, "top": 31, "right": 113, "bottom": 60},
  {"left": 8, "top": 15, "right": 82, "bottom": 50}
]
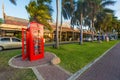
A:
[
  {"left": 55, "top": 0, "right": 60, "bottom": 48},
  {"left": 78, "top": 0, "right": 114, "bottom": 42},
  {"left": 9, "top": 0, "right": 60, "bottom": 49},
  {"left": 111, "top": 17, "right": 120, "bottom": 33},
  {"left": 55, "top": 0, "right": 74, "bottom": 48},
  {"left": 70, "top": 0, "right": 115, "bottom": 44},
  {"left": 71, "top": 0, "right": 91, "bottom": 44},
  {"left": 88, "top": 0, "right": 115, "bottom": 39},
  {"left": 25, "top": 1, "right": 53, "bottom": 30},
  {"left": 9, "top": 0, "right": 16, "bottom": 5},
  {"left": 59, "top": 0, "right": 74, "bottom": 42}
]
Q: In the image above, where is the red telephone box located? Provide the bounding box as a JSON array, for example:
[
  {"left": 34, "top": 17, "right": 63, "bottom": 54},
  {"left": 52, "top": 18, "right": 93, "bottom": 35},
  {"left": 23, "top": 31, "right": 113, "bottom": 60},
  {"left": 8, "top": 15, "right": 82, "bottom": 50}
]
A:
[{"left": 22, "top": 21, "right": 44, "bottom": 61}]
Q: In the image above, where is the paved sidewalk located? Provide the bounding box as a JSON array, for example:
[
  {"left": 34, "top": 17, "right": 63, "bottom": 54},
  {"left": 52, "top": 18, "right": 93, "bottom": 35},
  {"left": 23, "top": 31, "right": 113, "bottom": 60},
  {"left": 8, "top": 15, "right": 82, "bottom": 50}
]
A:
[
  {"left": 9, "top": 52, "right": 71, "bottom": 80},
  {"left": 9, "top": 42, "right": 120, "bottom": 80},
  {"left": 76, "top": 42, "right": 120, "bottom": 80}
]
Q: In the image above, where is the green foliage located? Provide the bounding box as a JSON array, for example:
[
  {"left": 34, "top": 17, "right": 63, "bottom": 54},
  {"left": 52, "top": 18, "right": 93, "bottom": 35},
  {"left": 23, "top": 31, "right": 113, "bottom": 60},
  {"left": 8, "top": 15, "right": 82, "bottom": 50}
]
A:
[
  {"left": 0, "top": 50, "right": 36, "bottom": 80},
  {"left": 15, "top": 32, "right": 22, "bottom": 39},
  {"left": 91, "top": 0, "right": 115, "bottom": 32},
  {"left": 45, "top": 40, "right": 119, "bottom": 73},
  {"left": 26, "top": 0, "right": 53, "bottom": 31},
  {"left": 71, "top": 0, "right": 116, "bottom": 31},
  {"left": 0, "top": 18, "right": 3, "bottom": 24},
  {"left": 62, "top": 0, "right": 74, "bottom": 20},
  {"left": 9, "top": 0, "right": 16, "bottom": 5}
]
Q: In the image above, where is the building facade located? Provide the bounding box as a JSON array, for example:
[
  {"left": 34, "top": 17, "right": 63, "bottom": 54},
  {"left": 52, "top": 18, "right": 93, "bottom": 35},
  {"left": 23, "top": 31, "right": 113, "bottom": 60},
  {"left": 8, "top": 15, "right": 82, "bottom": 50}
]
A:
[
  {"left": 0, "top": 14, "right": 93, "bottom": 42},
  {"left": 0, "top": 14, "right": 28, "bottom": 37}
]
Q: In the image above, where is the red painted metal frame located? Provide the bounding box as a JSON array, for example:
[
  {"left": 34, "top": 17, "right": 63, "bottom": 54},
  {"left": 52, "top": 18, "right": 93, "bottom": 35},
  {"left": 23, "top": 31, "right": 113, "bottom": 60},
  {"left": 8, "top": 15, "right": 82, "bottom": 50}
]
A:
[
  {"left": 22, "top": 22, "right": 44, "bottom": 61},
  {"left": 29, "top": 22, "right": 44, "bottom": 61},
  {"left": 22, "top": 28, "right": 28, "bottom": 60}
]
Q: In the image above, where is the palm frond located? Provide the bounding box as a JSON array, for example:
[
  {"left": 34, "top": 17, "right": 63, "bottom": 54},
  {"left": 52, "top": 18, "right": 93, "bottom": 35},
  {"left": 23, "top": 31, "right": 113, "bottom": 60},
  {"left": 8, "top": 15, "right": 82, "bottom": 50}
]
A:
[
  {"left": 102, "top": 1, "right": 116, "bottom": 7},
  {"left": 103, "top": 8, "right": 114, "bottom": 14},
  {"left": 9, "top": 0, "right": 16, "bottom": 5}
]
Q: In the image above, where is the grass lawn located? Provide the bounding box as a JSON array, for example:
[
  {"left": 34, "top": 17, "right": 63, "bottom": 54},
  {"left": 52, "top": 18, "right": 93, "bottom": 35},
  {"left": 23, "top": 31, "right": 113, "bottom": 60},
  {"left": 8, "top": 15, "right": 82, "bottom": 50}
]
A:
[
  {"left": 0, "top": 40, "right": 119, "bottom": 79},
  {"left": 45, "top": 40, "right": 120, "bottom": 73},
  {"left": 0, "top": 49, "right": 36, "bottom": 80}
]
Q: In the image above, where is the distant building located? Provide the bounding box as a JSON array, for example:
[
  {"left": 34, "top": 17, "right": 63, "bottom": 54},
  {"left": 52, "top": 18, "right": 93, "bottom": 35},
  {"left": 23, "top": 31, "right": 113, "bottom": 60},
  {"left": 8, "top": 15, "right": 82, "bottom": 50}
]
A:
[
  {"left": 0, "top": 14, "right": 93, "bottom": 41},
  {"left": 0, "top": 14, "right": 28, "bottom": 36},
  {"left": 0, "top": 13, "right": 92, "bottom": 41},
  {"left": 0, "top": 3, "right": 92, "bottom": 41},
  {"left": 0, "top": 3, "right": 28, "bottom": 37}
]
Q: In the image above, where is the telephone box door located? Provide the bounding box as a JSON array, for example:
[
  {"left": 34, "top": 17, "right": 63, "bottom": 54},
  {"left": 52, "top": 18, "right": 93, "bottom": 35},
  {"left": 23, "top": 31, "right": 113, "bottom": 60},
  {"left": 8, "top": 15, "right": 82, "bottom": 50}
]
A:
[
  {"left": 22, "top": 28, "right": 28, "bottom": 60},
  {"left": 29, "top": 22, "right": 44, "bottom": 61}
]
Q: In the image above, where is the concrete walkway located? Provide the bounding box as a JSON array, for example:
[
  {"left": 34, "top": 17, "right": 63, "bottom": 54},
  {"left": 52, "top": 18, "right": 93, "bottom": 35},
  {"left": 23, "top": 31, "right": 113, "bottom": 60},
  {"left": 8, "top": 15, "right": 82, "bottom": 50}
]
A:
[
  {"left": 9, "top": 52, "right": 71, "bottom": 80},
  {"left": 9, "top": 42, "right": 120, "bottom": 80}
]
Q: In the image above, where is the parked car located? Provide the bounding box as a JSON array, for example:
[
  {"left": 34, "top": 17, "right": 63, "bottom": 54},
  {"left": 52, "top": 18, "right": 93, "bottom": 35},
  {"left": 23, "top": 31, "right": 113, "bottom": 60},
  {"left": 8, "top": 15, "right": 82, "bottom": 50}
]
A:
[
  {"left": 0, "top": 37, "right": 22, "bottom": 51},
  {"left": 84, "top": 37, "right": 92, "bottom": 42}
]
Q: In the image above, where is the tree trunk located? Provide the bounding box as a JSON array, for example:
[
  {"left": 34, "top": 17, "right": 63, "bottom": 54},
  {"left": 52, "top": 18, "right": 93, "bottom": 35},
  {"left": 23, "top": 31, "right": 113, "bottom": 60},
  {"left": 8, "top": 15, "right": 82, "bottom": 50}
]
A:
[
  {"left": 59, "top": 6, "right": 63, "bottom": 42},
  {"left": 80, "top": 13, "right": 83, "bottom": 45},
  {"left": 91, "top": 19, "right": 94, "bottom": 42},
  {"left": 55, "top": 0, "right": 59, "bottom": 48}
]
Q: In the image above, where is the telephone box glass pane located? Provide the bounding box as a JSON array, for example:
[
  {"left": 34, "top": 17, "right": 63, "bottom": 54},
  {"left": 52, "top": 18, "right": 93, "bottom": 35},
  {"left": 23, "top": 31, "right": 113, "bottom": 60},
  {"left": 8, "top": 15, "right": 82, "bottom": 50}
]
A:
[
  {"left": 24, "top": 31, "right": 27, "bottom": 54},
  {"left": 33, "top": 29, "right": 42, "bottom": 55}
]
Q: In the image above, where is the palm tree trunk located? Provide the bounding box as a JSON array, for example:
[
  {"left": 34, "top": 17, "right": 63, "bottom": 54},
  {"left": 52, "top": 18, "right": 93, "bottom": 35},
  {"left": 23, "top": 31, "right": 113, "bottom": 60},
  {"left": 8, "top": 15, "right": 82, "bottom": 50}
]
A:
[
  {"left": 91, "top": 19, "right": 94, "bottom": 42},
  {"left": 80, "top": 13, "right": 83, "bottom": 45},
  {"left": 55, "top": 0, "right": 59, "bottom": 48},
  {"left": 60, "top": 6, "right": 63, "bottom": 42}
]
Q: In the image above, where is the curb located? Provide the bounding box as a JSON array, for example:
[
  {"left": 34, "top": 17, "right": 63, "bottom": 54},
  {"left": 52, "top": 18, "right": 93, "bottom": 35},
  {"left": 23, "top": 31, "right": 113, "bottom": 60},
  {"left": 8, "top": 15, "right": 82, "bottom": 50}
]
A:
[
  {"left": 8, "top": 54, "right": 32, "bottom": 69},
  {"left": 8, "top": 52, "right": 58, "bottom": 69},
  {"left": 55, "top": 65, "right": 73, "bottom": 76},
  {"left": 8, "top": 52, "right": 64, "bottom": 80},
  {"left": 32, "top": 67, "right": 44, "bottom": 80},
  {"left": 67, "top": 42, "right": 119, "bottom": 80}
]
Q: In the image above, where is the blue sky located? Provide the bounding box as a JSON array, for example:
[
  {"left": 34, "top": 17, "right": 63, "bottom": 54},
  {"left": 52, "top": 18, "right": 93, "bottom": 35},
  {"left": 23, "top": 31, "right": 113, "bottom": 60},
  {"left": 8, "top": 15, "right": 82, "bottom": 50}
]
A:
[
  {"left": 0, "top": 0, "right": 30, "bottom": 19},
  {"left": 0, "top": 0, "right": 120, "bottom": 21},
  {"left": 0, "top": 0, "right": 57, "bottom": 20}
]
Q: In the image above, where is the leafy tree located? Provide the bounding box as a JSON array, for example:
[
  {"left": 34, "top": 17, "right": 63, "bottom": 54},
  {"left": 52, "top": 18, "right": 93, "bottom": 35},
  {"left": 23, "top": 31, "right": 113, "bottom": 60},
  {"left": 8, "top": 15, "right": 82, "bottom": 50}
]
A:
[
  {"left": 86, "top": 0, "right": 115, "bottom": 41},
  {"left": 110, "top": 17, "right": 120, "bottom": 36},
  {"left": 59, "top": 0, "right": 75, "bottom": 42},
  {"left": 71, "top": 0, "right": 91, "bottom": 44},
  {"left": 9, "top": 0, "right": 53, "bottom": 30},
  {"left": 55, "top": 0, "right": 74, "bottom": 48},
  {"left": 94, "top": 0, "right": 115, "bottom": 33},
  {"left": 26, "top": 0, "right": 53, "bottom": 31},
  {"left": 71, "top": 0, "right": 115, "bottom": 43},
  {"left": 9, "top": 0, "right": 16, "bottom": 5},
  {"left": 0, "top": 18, "right": 3, "bottom": 24}
]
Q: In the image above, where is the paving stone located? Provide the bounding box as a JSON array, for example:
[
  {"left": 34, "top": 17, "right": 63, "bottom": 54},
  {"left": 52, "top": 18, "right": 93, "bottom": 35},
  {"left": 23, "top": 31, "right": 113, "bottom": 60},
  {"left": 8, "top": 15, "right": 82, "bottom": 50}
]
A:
[
  {"left": 37, "top": 65, "right": 70, "bottom": 80},
  {"left": 9, "top": 52, "right": 71, "bottom": 80},
  {"left": 76, "top": 43, "right": 120, "bottom": 80},
  {"left": 9, "top": 52, "right": 55, "bottom": 68}
]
